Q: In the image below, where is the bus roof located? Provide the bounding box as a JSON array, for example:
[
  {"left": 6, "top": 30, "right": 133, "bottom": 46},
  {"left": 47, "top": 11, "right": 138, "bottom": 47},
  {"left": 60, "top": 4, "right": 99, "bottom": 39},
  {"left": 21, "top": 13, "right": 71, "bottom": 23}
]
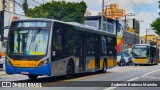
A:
[
  {"left": 133, "top": 44, "right": 158, "bottom": 48},
  {"left": 12, "top": 18, "right": 116, "bottom": 37},
  {"left": 134, "top": 44, "right": 150, "bottom": 46}
]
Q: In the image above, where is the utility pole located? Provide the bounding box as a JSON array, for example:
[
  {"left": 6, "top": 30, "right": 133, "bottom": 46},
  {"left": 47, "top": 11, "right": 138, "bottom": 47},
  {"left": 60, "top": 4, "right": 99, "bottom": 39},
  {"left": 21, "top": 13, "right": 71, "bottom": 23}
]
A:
[
  {"left": 123, "top": 15, "right": 127, "bottom": 49},
  {"left": 124, "top": 15, "right": 127, "bottom": 31},
  {"left": 123, "top": 13, "right": 135, "bottom": 49},
  {"left": 3, "top": 0, "right": 5, "bottom": 11},
  {"left": 145, "top": 29, "right": 147, "bottom": 44},
  {"left": 101, "top": 0, "right": 104, "bottom": 31}
]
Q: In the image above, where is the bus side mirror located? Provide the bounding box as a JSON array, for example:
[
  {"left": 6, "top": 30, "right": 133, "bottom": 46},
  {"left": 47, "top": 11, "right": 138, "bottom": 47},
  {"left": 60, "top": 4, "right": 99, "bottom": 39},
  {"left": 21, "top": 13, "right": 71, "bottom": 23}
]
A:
[{"left": 3, "top": 26, "right": 10, "bottom": 29}]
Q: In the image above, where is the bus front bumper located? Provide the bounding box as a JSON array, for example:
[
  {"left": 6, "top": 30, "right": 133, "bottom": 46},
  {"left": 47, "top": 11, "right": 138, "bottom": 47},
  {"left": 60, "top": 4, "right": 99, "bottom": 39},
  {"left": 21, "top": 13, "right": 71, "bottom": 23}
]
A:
[
  {"left": 5, "top": 62, "right": 51, "bottom": 76},
  {"left": 134, "top": 59, "right": 149, "bottom": 64}
]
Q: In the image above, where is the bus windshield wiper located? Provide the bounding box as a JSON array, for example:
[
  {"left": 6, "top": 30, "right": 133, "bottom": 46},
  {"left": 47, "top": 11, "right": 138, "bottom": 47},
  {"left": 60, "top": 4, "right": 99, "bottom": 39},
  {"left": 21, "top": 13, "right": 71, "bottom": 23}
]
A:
[
  {"left": 29, "top": 28, "right": 41, "bottom": 50},
  {"left": 31, "top": 28, "right": 41, "bottom": 42}
]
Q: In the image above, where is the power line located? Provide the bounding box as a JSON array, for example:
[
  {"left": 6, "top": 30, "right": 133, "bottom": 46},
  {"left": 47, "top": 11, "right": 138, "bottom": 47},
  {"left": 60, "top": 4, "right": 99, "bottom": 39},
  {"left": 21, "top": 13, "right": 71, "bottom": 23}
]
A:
[
  {"left": 41, "top": 0, "right": 48, "bottom": 3},
  {"left": 139, "top": 0, "right": 156, "bottom": 18},
  {"left": 27, "top": 0, "right": 38, "bottom": 8},
  {"left": 128, "top": 0, "right": 153, "bottom": 22},
  {"left": 32, "top": 0, "right": 41, "bottom": 5}
]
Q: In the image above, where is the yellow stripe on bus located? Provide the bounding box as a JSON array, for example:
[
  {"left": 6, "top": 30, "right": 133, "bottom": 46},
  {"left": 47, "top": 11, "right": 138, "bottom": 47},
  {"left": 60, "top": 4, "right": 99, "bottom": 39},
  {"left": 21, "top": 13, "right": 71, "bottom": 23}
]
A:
[
  {"left": 9, "top": 58, "right": 42, "bottom": 68},
  {"left": 87, "top": 60, "right": 95, "bottom": 69},
  {"left": 107, "top": 59, "right": 116, "bottom": 67},
  {"left": 107, "top": 59, "right": 113, "bottom": 67},
  {"left": 100, "top": 60, "right": 104, "bottom": 68},
  {"left": 87, "top": 60, "right": 104, "bottom": 69},
  {"left": 134, "top": 59, "right": 147, "bottom": 63}
]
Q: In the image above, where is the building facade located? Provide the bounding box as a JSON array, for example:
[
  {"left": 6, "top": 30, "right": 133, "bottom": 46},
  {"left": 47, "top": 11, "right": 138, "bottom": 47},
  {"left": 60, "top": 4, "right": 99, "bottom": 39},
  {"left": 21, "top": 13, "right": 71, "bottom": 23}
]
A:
[
  {"left": 84, "top": 16, "right": 140, "bottom": 54},
  {"left": 0, "top": 11, "right": 27, "bottom": 37},
  {"left": 84, "top": 10, "right": 91, "bottom": 16},
  {"left": 117, "top": 18, "right": 140, "bottom": 53},
  {"left": 0, "top": 0, "right": 3, "bottom": 11},
  {"left": 0, "top": 0, "right": 15, "bottom": 12},
  {"left": 85, "top": 16, "right": 117, "bottom": 35},
  {"left": 141, "top": 35, "right": 158, "bottom": 44},
  {"left": 123, "top": 18, "right": 140, "bottom": 48}
]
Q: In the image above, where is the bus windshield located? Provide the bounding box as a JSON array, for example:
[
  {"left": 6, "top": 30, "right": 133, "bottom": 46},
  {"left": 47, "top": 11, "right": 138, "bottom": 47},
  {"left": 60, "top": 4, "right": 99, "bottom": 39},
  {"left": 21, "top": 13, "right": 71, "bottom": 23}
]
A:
[
  {"left": 8, "top": 29, "right": 50, "bottom": 55},
  {"left": 132, "top": 45, "right": 149, "bottom": 58}
]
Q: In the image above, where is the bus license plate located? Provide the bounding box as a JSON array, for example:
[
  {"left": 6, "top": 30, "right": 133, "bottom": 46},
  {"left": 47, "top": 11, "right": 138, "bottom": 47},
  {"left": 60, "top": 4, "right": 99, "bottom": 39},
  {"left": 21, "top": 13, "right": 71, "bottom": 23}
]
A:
[{"left": 21, "top": 72, "right": 29, "bottom": 75}]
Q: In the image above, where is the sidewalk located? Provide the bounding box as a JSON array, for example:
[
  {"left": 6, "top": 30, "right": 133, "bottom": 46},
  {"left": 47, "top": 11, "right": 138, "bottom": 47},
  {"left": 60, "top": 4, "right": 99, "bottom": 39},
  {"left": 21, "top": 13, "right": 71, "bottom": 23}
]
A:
[
  {"left": 0, "top": 69, "right": 23, "bottom": 79},
  {"left": 0, "top": 69, "right": 7, "bottom": 79}
]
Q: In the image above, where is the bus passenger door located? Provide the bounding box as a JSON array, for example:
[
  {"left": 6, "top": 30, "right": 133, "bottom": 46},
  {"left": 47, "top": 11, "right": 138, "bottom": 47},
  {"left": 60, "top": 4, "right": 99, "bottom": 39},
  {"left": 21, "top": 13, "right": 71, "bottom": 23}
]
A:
[
  {"left": 95, "top": 36, "right": 101, "bottom": 69},
  {"left": 79, "top": 34, "right": 86, "bottom": 71}
]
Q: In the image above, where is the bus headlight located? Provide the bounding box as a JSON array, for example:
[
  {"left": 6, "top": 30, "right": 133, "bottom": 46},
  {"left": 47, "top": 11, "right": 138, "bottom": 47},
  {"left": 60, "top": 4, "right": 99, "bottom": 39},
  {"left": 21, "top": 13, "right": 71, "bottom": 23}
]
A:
[
  {"left": 6, "top": 57, "right": 13, "bottom": 66},
  {"left": 38, "top": 59, "right": 49, "bottom": 67}
]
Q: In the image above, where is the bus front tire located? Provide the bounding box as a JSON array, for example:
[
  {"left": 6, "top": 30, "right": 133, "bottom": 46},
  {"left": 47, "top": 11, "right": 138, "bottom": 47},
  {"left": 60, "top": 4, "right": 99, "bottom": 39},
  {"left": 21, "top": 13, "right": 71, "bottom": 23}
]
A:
[
  {"left": 66, "top": 61, "right": 74, "bottom": 79},
  {"left": 28, "top": 75, "right": 38, "bottom": 80}
]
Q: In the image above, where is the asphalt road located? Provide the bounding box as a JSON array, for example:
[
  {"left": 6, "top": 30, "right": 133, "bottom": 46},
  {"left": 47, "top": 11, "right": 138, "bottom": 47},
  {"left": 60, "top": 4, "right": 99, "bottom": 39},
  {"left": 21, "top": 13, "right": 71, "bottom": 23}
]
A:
[{"left": 1, "top": 64, "right": 160, "bottom": 90}]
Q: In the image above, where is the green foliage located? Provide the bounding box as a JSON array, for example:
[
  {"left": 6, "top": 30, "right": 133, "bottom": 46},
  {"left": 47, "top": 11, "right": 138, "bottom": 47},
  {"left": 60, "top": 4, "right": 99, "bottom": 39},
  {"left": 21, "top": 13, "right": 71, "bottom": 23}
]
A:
[
  {"left": 159, "top": 0, "right": 160, "bottom": 15},
  {"left": 26, "top": 1, "right": 87, "bottom": 23},
  {"left": 151, "top": 0, "right": 160, "bottom": 35},
  {"left": 151, "top": 18, "right": 160, "bottom": 35},
  {"left": 22, "top": 0, "right": 29, "bottom": 15}
]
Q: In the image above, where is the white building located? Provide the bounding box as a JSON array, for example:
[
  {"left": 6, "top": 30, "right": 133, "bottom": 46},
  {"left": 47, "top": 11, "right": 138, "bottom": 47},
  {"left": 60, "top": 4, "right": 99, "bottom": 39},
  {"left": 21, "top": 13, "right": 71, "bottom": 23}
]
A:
[{"left": 0, "top": 0, "right": 15, "bottom": 12}]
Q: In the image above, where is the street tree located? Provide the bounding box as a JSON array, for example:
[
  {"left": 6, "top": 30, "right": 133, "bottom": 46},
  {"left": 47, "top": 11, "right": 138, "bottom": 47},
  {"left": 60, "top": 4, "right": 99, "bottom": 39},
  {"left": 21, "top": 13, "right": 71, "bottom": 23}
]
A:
[
  {"left": 151, "top": 1, "right": 160, "bottom": 35},
  {"left": 151, "top": 18, "right": 160, "bottom": 35},
  {"left": 22, "top": 0, "right": 29, "bottom": 15},
  {"left": 25, "top": 1, "right": 87, "bottom": 23}
]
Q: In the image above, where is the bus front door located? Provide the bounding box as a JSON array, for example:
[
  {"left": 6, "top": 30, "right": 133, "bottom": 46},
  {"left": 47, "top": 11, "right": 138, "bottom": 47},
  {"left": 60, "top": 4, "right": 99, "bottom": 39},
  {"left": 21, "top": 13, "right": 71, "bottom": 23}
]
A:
[{"left": 79, "top": 34, "right": 86, "bottom": 71}]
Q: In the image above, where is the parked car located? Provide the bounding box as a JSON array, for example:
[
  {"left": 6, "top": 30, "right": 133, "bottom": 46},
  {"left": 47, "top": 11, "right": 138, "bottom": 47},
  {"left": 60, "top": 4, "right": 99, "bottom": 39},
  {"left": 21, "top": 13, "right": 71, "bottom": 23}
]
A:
[
  {"left": 117, "top": 52, "right": 126, "bottom": 66},
  {"left": 117, "top": 50, "right": 134, "bottom": 66}
]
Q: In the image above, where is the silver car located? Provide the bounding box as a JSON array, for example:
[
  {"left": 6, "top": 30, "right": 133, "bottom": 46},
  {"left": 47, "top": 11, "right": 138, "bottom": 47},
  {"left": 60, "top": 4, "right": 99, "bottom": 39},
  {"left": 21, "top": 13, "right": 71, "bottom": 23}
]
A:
[{"left": 117, "top": 50, "right": 133, "bottom": 66}]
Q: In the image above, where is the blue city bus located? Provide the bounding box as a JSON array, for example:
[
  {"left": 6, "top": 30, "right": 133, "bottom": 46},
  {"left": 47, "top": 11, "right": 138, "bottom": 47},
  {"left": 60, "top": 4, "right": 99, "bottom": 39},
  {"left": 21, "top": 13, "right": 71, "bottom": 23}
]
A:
[{"left": 5, "top": 18, "right": 117, "bottom": 80}]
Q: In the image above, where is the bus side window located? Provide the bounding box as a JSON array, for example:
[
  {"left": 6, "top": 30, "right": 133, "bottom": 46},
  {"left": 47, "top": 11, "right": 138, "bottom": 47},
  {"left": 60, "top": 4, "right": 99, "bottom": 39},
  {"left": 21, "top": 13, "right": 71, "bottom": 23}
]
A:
[
  {"left": 101, "top": 36, "right": 107, "bottom": 55},
  {"left": 53, "top": 29, "right": 62, "bottom": 51},
  {"left": 86, "top": 34, "right": 96, "bottom": 55},
  {"left": 65, "top": 29, "right": 77, "bottom": 55}
]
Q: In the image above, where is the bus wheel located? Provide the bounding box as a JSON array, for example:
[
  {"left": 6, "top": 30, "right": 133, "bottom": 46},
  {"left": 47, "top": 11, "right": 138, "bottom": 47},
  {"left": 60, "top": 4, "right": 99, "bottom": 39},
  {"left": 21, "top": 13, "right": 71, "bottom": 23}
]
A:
[
  {"left": 28, "top": 75, "right": 38, "bottom": 81},
  {"left": 66, "top": 61, "right": 74, "bottom": 79},
  {"left": 135, "top": 64, "right": 137, "bottom": 66}
]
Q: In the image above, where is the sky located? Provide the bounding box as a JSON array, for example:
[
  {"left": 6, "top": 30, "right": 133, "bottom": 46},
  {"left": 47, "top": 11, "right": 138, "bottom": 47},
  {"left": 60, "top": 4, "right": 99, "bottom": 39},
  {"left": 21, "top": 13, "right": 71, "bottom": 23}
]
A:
[
  {"left": 64, "top": 0, "right": 159, "bottom": 36},
  {"left": 16, "top": 0, "right": 159, "bottom": 36}
]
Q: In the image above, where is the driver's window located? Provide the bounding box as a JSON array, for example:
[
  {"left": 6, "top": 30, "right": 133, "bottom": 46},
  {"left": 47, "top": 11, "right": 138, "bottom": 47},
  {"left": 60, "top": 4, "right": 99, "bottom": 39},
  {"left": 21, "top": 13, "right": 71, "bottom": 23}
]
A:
[{"left": 53, "top": 29, "right": 62, "bottom": 51}]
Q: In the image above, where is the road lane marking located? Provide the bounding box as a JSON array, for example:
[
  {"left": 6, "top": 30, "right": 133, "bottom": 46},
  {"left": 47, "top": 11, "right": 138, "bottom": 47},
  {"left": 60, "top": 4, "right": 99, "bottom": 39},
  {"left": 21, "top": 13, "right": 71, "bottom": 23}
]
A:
[
  {"left": 126, "top": 77, "right": 139, "bottom": 81},
  {"left": 103, "top": 69, "right": 160, "bottom": 90},
  {"left": 141, "top": 75, "right": 160, "bottom": 80},
  {"left": 103, "top": 87, "right": 117, "bottom": 90},
  {"left": 42, "top": 72, "right": 109, "bottom": 87},
  {"left": 43, "top": 68, "right": 160, "bottom": 87},
  {"left": 142, "top": 69, "right": 160, "bottom": 76}
]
